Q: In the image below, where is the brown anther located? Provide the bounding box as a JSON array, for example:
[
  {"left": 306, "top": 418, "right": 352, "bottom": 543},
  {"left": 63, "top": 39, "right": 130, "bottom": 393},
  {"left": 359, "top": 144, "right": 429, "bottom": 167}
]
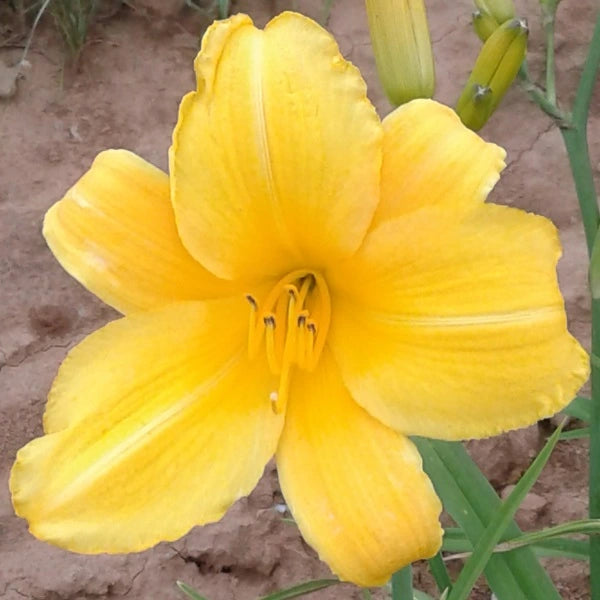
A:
[
  {"left": 307, "top": 322, "right": 317, "bottom": 333},
  {"left": 297, "top": 314, "right": 307, "bottom": 326},
  {"left": 264, "top": 315, "right": 276, "bottom": 328},
  {"left": 245, "top": 294, "right": 258, "bottom": 308}
]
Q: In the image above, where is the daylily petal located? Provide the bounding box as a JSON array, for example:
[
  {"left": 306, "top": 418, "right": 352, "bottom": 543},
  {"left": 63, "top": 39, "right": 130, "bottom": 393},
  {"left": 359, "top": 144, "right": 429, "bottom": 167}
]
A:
[
  {"left": 328, "top": 204, "right": 589, "bottom": 440},
  {"left": 371, "top": 99, "right": 506, "bottom": 228},
  {"left": 11, "top": 299, "right": 283, "bottom": 552},
  {"left": 277, "top": 351, "right": 442, "bottom": 586},
  {"left": 44, "top": 150, "right": 236, "bottom": 315},
  {"left": 170, "top": 12, "right": 382, "bottom": 281}
]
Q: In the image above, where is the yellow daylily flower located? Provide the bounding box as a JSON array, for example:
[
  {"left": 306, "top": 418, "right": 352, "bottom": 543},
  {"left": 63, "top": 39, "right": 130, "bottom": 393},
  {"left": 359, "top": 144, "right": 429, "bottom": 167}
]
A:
[{"left": 10, "top": 12, "right": 588, "bottom": 587}]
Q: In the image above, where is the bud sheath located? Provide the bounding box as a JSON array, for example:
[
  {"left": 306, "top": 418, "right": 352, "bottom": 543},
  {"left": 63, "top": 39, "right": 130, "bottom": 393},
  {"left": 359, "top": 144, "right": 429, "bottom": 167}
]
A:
[
  {"left": 456, "top": 18, "right": 528, "bottom": 130},
  {"left": 472, "top": 9, "right": 500, "bottom": 42},
  {"left": 474, "top": 0, "right": 515, "bottom": 25},
  {"left": 365, "top": 0, "right": 435, "bottom": 106}
]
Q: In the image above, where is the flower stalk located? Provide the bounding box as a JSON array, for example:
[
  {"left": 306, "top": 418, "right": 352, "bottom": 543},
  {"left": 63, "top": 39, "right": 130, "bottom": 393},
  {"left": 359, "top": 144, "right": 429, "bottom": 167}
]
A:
[{"left": 524, "top": 6, "right": 600, "bottom": 598}]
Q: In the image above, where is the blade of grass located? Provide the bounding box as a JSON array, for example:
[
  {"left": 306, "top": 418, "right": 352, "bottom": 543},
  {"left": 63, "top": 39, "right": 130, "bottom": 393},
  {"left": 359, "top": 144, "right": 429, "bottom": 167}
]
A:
[
  {"left": 443, "top": 526, "right": 590, "bottom": 561},
  {"left": 427, "top": 551, "right": 452, "bottom": 595},
  {"left": 414, "top": 438, "right": 562, "bottom": 600},
  {"left": 559, "top": 427, "right": 590, "bottom": 440},
  {"left": 414, "top": 591, "right": 437, "bottom": 600},
  {"left": 562, "top": 396, "right": 592, "bottom": 421},
  {"left": 446, "top": 425, "right": 562, "bottom": 600},
  {"left": 496, "top": 519, "right": 600, "bottom": 552},
  {"left": 391, "top": 565, "right": 413, "bottom": 600},
  {"left": 531, "top": 538, "right": 590, "bottom": 561},
  {"left": 258, "top": 579, "right": 340, "bottom": 600},
  {"left": 176, "top": 581, "right": 209, "bottom": 600}
]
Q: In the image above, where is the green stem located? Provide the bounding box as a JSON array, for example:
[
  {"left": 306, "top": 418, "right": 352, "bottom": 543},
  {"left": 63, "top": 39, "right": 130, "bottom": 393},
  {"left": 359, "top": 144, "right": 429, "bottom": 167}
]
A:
[
  {"left": 543, "top": 12, "right": 557, "bottom": 104},
  {"left": 553, "top": 8, "right": 600, "bottom": 599},
  {"left": 573, "top": 10, "right": 600, "bottom": 126},
  {"left": 561, "top": 128, "right": 599, "bottom": 252},
  {"left": 517, "top": 62, "right": 571, "bottom": 126},
  {"left": 391, "top": 566, "right": 413, "bottom": 600},
  {"left": 591, "top": 299, "right": 600, "bottom": 600},
  {"left": 427, "top": 552, "right": 452, "bottom": 595}
]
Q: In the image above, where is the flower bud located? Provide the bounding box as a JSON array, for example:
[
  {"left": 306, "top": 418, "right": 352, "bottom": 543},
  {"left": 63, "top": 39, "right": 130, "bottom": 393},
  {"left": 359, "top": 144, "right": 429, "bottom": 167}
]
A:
[
  {"left": 472, "top": 9, "right": 500, "bottom": 42},
  {"left": 474, "top": 0, "right": 515, "bottom": 25},
  {"left": 365, "top": 0, "right": 435, "bottom": 106},
  {"left": 456, "top": 18, "right": 528, "bottom": 130},
  {"left": 455, "top": 84, "right": 494, "bottom": 131}
]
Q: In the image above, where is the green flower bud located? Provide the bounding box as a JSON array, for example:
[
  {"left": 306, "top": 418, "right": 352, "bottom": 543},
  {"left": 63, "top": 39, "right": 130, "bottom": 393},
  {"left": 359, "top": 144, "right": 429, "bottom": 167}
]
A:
[
  {"left": 365, "top": 0, "right": 435, "bottom": 106},
  {"left": 456, "top": 18, "right": 528, "bottom": 130},
  {"left": 474, "top": 0, "right": 515, "bottom": 25},
  {"left": 455, "top": 84, "right": 494, "bottom": 131},
  {"left": 472, "top": 9, "right": 500, "bottom": 42}
]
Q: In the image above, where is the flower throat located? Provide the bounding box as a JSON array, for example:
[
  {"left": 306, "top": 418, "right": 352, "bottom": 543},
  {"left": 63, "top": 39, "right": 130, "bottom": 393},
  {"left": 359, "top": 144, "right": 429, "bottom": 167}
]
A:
[{"left": 246, "top": 270, "right": 331, "bottom": 415}]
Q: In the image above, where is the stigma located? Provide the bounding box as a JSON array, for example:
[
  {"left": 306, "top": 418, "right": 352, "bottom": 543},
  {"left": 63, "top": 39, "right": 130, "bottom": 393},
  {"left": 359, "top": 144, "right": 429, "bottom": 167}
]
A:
[{"left": 245, "top": 270, "right": 331, "bottom": 415}]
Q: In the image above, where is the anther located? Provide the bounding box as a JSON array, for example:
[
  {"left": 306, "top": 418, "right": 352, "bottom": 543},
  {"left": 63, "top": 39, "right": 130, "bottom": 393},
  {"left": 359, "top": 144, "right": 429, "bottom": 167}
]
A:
[
  {"left": 269, "top": 391, "right": 279, "bottom": 414},
  {"left": 264, "top": 313, "right": 280, "bottom": 374},
  {"left": 284, "top": 284, "right": 299, "bottom": 300},
  {"left": 246, "top": 294, "right": 260, "bottom": 358}
]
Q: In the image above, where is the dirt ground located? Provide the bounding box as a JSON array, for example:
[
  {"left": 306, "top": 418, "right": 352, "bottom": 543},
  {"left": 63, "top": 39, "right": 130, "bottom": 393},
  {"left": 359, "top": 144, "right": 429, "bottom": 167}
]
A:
[{"left": 1, "top": 0, "right": 598, "bottom": 598}]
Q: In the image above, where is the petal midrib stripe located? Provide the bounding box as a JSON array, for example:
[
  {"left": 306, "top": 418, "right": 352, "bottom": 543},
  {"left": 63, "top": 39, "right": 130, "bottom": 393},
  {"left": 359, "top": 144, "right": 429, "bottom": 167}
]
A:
[
  {"left": 44, "top": 352, "right": 243, "bottom": 511},
  {"left": 361, "top": 305, "right": 562, "bottom": 327}
]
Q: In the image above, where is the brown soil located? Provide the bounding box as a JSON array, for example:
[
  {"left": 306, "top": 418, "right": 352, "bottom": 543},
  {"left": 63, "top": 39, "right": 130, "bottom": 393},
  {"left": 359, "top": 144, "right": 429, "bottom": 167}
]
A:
[{"left": 1, "top": 0, "right": 598, "bottom": 598}]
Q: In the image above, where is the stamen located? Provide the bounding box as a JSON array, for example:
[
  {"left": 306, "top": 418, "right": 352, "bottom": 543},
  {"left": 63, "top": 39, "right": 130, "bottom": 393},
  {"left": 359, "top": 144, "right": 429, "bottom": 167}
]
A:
[
  {"left": 310, "top": 273, "right": 331, "bottom": 369},
  {"left": 245, "top": 294, "right": 258, "bottom": 309},
  {"left": 245, "top": 270, "right": 331, "bottom": 409},
  {"left": 296, "top": 310, "right": 309, "bottom": 369},
  {"left": 269, "top": 391, "right": 279, "bottom": 414},
  {"left": 306, "top": 320, "right": 317, "bottom": 370},
  {"left": 274, "top": 364, "right": 291, "bottom": 414},
  {"left": 246, "top": 294, "right": 259, "bottom": 358},
  {"left": 264, "top": 314, "right": 280, "bottom": 374}
]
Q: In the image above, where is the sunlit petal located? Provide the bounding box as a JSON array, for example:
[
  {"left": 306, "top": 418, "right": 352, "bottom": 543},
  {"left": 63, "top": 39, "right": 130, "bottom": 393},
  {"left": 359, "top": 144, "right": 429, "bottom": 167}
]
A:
[
  {"left": 277, "top": 351, "right": 442, "bottom": 586},
  {"left": 11, "top": 299, "right": 283, "bottom": 552},
  {"left": 170, "top": 13, "right": 382, "bottom": 281},
  {"left": 371, "top": 99, "right": 506, "bottom": 227},
  {"left": 329, "top": 204, "right": 589, "bottom": 440},
  {"left": 44, "top": 150, "right": 236, "bottom": 314}
]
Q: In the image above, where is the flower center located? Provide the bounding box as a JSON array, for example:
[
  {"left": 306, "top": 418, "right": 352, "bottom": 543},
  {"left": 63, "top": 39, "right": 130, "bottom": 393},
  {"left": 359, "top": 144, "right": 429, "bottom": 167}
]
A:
[{"left": 245, "top": 270, "right": 331, "bottom": 414}]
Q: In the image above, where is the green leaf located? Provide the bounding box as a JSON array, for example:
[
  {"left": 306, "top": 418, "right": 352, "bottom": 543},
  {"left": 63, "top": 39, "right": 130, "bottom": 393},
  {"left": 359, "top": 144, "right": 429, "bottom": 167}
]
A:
[
  {"left": 591, "top": 228, "right": 600, "bottom": 299},
  {"left": 391, "top": 565, "right": 412, "bottom": 600},
  {"left": 559, "top": 427, "right": 590, "bottom": 440},
  {"left": 414, "top": 438, "right": 562, "bottom": 600},
  {"left": 176, "top": 581, "right": 209, "bottom": 600},
  {"left": 427, "top": 551, "right": 452, "bottom": 594},
  {"left": 446, "top": 425, "right": 562, "bottom": 600},
  {"left": 562, "top": 395, "right": 592, "bottom": 421},
  {"left": 497, "top": 519, "right": 600, "bottom": 552},
  {"left": 414, "top": 591, "right": 437, "bottom": 600},
  {"left": 531, "top": 537, "right": 590, "bottom": 561},
  {"left": 258, "top": 579, "right": 340, "bottom": 600},
  {"left": 216, "top": 0, "right": 230, "bottom": 18},
  {"left": 442, "top": 527, "right": 589, "bottom": 561}
]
